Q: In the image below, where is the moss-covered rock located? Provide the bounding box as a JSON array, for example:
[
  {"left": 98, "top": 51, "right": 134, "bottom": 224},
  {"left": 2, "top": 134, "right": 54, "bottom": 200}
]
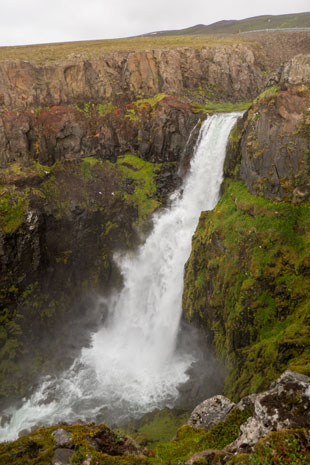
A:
[{"left": 183, "top": 180, "right": 310, "bottom": 400}]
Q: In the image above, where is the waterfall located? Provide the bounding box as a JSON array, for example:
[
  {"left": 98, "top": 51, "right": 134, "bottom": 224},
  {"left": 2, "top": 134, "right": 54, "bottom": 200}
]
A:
[{"left": 0, "top": 112, "right": 242, "bottom": 442}]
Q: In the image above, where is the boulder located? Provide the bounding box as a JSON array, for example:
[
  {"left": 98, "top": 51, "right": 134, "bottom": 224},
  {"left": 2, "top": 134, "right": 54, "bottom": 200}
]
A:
[
  {"left": 228, "top": 370, "right": 310, "bottom": 451},
  {"left": 51, "top": 428, "right": 73, "bottom": 447},
  {"left": 188, "top": 395, "right": 235, "bottom": 430},
  {"left": 51, "top": 448, "right": 74, "bottom": 465}
]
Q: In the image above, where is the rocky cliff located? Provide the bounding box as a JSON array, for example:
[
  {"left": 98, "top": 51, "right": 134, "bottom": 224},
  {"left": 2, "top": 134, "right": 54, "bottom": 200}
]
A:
[
  {"left": 0, "top": 44, "right": 266, "bottom": 111},
  {"left": 0, "top": 38, "right": 270, "bottom": 404}
]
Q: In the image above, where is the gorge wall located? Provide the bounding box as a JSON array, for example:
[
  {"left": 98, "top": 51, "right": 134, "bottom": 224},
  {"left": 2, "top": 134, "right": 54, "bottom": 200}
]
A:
[{"left": 183, "top": 54, "right": 310, "bottom": 400}]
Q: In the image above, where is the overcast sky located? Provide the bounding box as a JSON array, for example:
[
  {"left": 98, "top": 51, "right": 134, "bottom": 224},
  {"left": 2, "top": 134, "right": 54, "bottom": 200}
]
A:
[{"left": 1, "top": 0, "right": 309, "bottom": 47}]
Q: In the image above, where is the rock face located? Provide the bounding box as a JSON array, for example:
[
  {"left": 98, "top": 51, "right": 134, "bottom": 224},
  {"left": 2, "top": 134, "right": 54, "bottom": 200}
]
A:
[
  {"left": 0, "top": 45, "right": 266, "bottom": 111},
  {"left": 236, "top": 55, "right": 310, "bottom": 202},
  {"left": 0, "top": 96, "right": 199, "bottom": 169},
  {"left": 282, "top": 53, "right": 310, "bottom": 86},
  {"left": 239, "top": 82, "right": 310, "bottom": 202},
  {"left": 188, "top": 395, "right": 235, "bottom": 430}
]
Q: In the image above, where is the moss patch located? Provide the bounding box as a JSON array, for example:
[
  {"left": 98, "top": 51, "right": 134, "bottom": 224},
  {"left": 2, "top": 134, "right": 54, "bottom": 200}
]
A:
[
  {"left": 192, "top": 101, "right": 251, "bottom": 114},
  {"left": 148, "top": 408, "right": 251, "bottom": 465},
  {"left": 123, "top": 408, "right": 189, "bottom": 446},
  {"left": 114, "top": 153, "right": 161, "bottom": 221},
  {"left": 183, "top": 180, "right": 310, "bottom": 400}
]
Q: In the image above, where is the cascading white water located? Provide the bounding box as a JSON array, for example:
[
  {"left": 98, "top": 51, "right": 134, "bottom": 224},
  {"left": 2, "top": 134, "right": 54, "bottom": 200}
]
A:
[{"left": 0, "top": 112, "right": 242, "bottom": 442}]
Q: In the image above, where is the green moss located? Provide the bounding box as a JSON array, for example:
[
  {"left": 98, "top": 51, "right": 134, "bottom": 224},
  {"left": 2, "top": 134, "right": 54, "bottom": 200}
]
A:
[
  {"left": 0, "top": 191, "right": 28, "bottom": 233},
  {"left": 183, "top": 180, "right": 310, "bottom": 399},
  {"left": 114, "top": 153, "right": 161, "bottom": 221},
  {"left": 148, "top": 408, "right": 252, "bottom": 465},
  {"left": 253, "top": 85, "right": 280, "bottom": 105},
  {"left": 123, "top": 408, "right": 189, "bottom": 446},
  {"left": 192, "top": 101, "right": 251, "bottom": 114},
  {"left": 125, "top": 94, "right": 168, "bottom": 121}
]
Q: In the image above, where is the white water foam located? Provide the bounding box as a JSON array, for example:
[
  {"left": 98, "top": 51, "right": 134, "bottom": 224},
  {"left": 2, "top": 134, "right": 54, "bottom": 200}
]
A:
[{"left": 0, "top": 112, "right": 242, "bottom": 442}]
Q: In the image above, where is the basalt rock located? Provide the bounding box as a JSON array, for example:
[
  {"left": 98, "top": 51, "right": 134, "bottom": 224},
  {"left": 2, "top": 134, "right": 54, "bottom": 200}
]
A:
[
  {"left": 0, "top": 96, "right": 198, "bottom": 169},
  {"left": 0, "top": 45, "right": 266, "bottom": 111},
  {"left": 237, "top": 64, "right": 310, "bottom": 202}
]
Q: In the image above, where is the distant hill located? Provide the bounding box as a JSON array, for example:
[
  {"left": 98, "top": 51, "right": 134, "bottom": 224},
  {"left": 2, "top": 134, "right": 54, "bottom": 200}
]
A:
[{"left": 142, "top": 12, "right": 310, "bottom": 37}]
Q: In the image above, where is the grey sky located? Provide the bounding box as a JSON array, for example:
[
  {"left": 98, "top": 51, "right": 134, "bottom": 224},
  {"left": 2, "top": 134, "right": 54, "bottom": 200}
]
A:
[{"left": 0, "top": 0, "right": 309, "bottom": 46}]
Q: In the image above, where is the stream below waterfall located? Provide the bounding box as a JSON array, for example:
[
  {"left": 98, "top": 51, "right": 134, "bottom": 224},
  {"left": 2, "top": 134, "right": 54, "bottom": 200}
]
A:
[{"left": 0, "top": 112, "right": 242, "bottom": 442}]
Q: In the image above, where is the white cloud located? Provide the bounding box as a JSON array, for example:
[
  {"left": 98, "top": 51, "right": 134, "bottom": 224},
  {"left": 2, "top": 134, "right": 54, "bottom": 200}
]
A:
[{"left": 0, "top": 0, "right": 309, "bottom": 46}]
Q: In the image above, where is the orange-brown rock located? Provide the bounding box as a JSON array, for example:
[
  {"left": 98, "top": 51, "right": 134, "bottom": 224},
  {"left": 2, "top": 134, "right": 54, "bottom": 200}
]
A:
[{"left": 0, "top": 45, "right": 266, "bottom": 111}]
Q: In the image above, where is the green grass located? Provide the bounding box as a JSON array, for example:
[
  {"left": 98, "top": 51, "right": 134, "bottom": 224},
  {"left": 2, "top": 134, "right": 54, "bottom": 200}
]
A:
[
  {"left": 148, "top": 408, "right": 252, "bottom": 465},
  {"left": 0, "top": 35, "right": 251, "bottom": 64},
  {"left": 145, "top": 12, "right": 310, "bottom": 37},
  {"left": 192, "top": 101, "right": 251, "bottom": 114}
]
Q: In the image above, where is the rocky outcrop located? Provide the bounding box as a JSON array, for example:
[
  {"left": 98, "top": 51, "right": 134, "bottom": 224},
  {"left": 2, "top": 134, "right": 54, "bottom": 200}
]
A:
[
  {"left": 235, "top": 55, "right": 310, "bottom": 202},
  {"left": 187, "top": 395, "right": 235, "bottom": 430},
  {"left": 228, "top": 370, "right": 310, "bottom": 452},
  {"left": 0, "top": 45, "right": 266, "bottom": 111},
  {"left": 184, "top": 370, "right": 310, "bottom": 464},
  {"left": 0, "top": 96, "right": 198, "bottom": 168}
]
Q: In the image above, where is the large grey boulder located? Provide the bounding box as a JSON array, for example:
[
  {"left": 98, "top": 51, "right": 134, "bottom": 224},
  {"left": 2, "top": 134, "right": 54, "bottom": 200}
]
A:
[
  {"left": 228, "top": 370, "right": 310, "bottom": 451},
  {"left": 188, "top": 395, "right": 235, "bottom": 430},
  {"left": 51, "top": 428, "right": 73, "bottom": 448}
]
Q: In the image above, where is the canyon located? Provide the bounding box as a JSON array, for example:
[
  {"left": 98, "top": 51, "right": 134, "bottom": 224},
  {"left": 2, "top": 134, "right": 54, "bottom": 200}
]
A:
[{"left": 0, "top": 30, "right": 309, "bottom": 464}]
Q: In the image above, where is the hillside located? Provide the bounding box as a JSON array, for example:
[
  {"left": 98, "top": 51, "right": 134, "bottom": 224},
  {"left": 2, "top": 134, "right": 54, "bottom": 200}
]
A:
[{"left": 143, "top": 12, "right": 310, "bottom": 37}]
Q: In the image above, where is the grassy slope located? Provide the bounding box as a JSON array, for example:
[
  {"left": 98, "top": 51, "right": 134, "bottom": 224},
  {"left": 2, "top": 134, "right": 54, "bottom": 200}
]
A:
[
  {"left": 143, "top": 12, "right": 310, "bottom": 37},
  {"left": 0, "top": 35, "right": 250, "bottom": 64}
]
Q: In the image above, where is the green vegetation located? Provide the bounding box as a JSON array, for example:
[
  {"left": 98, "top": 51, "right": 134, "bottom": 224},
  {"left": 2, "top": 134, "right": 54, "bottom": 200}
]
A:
[
  {"left": 192, "top": 101, "right": 251, "bottom": 114},
  {"left": 0, "top": 192, "right": 28, "bottom": 233},
  {"left": 0, "top": 408, "right": 252, "bottom": 465},
  {"left": 145, "top": 12, "right": 310, "bottom": 37},
  {"left": 148, "top": 408, "right": 251, "bottom": 465},
  {"left": 74, "top": 102, "right": 116, "bottom": 118},
  {"left": 183, "top": 180, "right": 310, "bottom": 400},
  {"left": 225, "top": 429, "right": 310, "bottom": 465},
  {"left": 125, "top": 94, "right": 167, "bottom": 121},
  {"left": 115, "top": 154, "right": 161, "bottom": 221},
  {"left": 0, "top": 36, "right": 251, "bottom": 64},
  {"left": 123, "top": 409, "right": 189, "bottom": 446}
]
